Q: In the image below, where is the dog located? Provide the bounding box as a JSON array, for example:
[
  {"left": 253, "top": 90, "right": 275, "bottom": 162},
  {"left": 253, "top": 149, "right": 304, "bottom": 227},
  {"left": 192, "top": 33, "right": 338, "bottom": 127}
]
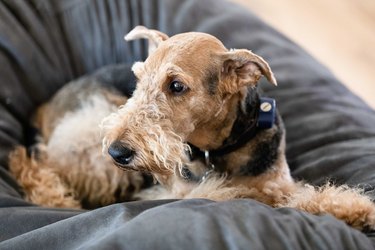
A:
[
  {"left": 101, "top": 26, "right": 375, "bottom": 230},
  {"left": 8, "top": 26, "right": 375, "bottom": 231}
]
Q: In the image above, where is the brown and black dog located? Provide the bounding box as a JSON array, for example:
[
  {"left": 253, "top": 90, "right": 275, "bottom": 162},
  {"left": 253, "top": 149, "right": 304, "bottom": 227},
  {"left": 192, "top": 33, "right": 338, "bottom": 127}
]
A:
[{"left": 9, "top": 26, "right": 375, "bottom": 231}]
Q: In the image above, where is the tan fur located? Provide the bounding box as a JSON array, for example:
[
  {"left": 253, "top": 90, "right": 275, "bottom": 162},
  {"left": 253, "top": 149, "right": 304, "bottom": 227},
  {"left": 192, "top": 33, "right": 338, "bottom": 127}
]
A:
[
  {"left": 9, "top": 80, "right": 144, "bottom": 208},
  {"left": 9, "top": 146, "right": 81, "bottom": 208},
  {"left": 101, "top": 26, "right": 375, "bottom": 231},
  {"left": 8, "top": 26, "right": 375, "bottom": 231},
  {"left": 284, "top": 183, "right": 375, "bottom": 230}
]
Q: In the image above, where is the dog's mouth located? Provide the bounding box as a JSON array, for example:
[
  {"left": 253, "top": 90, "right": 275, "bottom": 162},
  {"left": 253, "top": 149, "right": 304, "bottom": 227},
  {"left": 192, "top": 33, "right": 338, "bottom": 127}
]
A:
[{"left": 112, "top": 161, "right": 139, "bottom": 171}]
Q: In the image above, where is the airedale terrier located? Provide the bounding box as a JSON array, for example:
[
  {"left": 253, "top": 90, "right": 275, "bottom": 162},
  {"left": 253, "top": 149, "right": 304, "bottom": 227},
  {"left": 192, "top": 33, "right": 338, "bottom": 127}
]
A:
[
  {"left": 102, "top": 26, "right": 375, "bottom": 230},
  {"left": 8, "top": 26, "right": 375, "bottom": 231}
]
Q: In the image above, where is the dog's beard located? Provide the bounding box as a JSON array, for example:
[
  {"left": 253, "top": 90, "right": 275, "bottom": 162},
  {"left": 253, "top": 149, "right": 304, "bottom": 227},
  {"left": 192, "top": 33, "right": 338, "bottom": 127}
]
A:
[{"left": 101, "top": 99, "right": 190, "bottom": 176}]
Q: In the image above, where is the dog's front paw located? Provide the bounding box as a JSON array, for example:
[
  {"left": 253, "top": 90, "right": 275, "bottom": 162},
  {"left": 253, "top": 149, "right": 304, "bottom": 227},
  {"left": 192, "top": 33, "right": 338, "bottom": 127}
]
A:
[
  {"left": 286, "top": 183, "right": 375, "bottom": 231},
  {"left": 346, "top": 200, "right": 375, "bottom": 232}
]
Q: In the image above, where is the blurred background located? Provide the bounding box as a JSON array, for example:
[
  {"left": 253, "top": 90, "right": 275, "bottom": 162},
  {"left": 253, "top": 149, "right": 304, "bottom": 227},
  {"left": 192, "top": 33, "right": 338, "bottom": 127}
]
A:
[{"left": 232, "top": 0, "right": 375, "bottom": 108}]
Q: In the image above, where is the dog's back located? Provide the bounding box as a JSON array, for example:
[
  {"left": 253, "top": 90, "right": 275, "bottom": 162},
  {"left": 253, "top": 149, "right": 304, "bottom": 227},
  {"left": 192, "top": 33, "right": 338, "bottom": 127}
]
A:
[{"left": 9, "top": 66, "right": 144, "bottom": 208}]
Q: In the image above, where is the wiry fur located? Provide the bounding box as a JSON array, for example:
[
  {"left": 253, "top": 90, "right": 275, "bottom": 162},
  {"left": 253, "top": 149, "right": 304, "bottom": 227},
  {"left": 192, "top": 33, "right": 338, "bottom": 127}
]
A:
[
  {"left": 101, "top": 91, "right": 189, "bottom": 180},
  {"left": 9, "top": 146, "right": 81, "bottom": 208},
  {"left": 285, "top": 183, "right": 375, "bottom": 230},
  {"left": 9, "top": 79, "right": 144, "bottom": 209},
  {"left": 101, "top": 26, "right": 375, "bottom": 231},
  {"left": 8, "top": 26, "right": 375, "bottom": 232}
]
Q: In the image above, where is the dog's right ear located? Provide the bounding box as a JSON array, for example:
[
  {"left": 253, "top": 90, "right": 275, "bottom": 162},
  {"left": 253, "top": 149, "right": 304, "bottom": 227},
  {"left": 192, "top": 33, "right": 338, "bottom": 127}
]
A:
[
  {"left": 219, "top": 49, "right": 277, "bottom": 94},
  {"left": 125, "top": 26, "right": 169, "bottom": 55}
]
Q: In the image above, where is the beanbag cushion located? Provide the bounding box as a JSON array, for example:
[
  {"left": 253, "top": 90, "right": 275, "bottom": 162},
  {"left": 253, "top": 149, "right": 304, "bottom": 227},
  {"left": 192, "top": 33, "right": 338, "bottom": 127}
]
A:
[{"left": 1, "top": 0, "right": 375, "bottom": 249}]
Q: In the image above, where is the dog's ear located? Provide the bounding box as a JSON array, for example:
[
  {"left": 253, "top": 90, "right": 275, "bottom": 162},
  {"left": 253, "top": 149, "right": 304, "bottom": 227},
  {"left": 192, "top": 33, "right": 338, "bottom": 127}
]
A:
[
  {"left": 131, "top": 61, "right": 145, "bottom": 79},
  {"left": 125, "top": 26, "right": 169, "bottom": 55},
  {"left": 219, "top": 49, "right": 277, "bottom": 94}
]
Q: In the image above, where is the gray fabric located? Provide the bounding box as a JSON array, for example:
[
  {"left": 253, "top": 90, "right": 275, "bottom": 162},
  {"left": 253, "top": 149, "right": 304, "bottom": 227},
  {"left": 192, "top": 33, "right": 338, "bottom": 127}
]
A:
[
  {"left": 1, "top": 0, "right": 375, "bottom": 249},
  {"left": 1, "top": 199, "right": 373, "bottom": 250}
]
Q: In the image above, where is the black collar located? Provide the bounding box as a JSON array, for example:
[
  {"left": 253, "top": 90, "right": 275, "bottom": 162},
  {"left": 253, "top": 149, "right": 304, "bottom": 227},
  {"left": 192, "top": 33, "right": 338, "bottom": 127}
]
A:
[{"left": 188, "top": 90, "right": 276, "bottom": 164}]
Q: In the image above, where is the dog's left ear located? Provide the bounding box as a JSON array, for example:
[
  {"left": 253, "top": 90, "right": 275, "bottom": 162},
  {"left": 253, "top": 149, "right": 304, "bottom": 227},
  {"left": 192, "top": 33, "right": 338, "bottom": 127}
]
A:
[
  {"left": 219, "top": 49, "right": 277, "bottom": 94},
  {"left": 125, "top": 26, "right": 169, "bottom": 55}
]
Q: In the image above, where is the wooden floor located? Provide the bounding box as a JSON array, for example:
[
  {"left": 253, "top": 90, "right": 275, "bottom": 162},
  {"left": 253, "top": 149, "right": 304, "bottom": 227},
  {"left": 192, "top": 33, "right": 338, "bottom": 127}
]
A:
[{"left": 231, "top": 0, "right": 375, "bottom": 108}]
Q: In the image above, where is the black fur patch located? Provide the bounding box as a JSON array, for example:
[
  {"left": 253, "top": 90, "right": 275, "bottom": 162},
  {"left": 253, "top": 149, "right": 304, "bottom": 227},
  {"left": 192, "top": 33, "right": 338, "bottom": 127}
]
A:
[
  {"left": 221, "top": 87, "right": 259, "bottom": 146},
  {"left": 239, "top": 119, "right": 282, "bottom": 176},
  {"left": 210, "top": 86, "right": 260, "bottom": 156}
]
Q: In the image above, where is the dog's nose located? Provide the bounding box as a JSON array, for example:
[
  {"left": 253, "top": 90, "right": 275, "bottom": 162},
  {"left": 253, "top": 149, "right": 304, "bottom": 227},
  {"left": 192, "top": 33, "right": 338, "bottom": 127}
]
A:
[{"left": 108, "top": 141, "right": 135, "bottom": 165}]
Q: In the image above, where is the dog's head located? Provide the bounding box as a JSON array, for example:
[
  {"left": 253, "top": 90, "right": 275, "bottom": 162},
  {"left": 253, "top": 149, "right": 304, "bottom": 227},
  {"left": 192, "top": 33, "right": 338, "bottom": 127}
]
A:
[{"left": 101, "top": 26, "right": 276, "bottom": 183}]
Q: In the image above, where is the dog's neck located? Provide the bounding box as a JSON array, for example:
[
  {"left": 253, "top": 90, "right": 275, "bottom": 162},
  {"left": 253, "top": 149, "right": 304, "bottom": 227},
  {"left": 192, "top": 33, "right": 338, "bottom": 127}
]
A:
[
  {"left": 188, "top": 87, "right": 261, "bottom": 157},
  {"left": 215, "top": 87, "right": 260, "bottom": 155}
]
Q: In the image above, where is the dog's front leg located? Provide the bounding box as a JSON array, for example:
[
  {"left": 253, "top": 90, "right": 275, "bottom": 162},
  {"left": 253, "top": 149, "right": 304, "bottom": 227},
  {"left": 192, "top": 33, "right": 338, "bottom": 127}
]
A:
[
  {"left": 284, "top": 182, "right": 375, "bottom": 231},
  {"left": 191, "top": 172, "right": 375, "bottom": 231},
  {"left": 234, "top": 171, "right": 375, "bottom": 231}
]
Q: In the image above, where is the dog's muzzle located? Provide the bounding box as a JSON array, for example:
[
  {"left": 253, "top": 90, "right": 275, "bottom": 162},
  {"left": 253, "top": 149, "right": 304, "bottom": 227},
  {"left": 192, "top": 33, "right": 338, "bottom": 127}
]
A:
[{"left": 108, "top": 141, "right": 135, "bottom": 166}]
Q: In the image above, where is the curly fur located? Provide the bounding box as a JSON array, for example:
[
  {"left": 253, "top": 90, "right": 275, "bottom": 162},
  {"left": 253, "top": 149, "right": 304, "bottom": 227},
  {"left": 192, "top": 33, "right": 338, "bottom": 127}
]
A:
[
  {"left": 8, "top": 27, "right": 375, "bottom": 232},
  {"left": 100, "top": 26, "right": 375, "bottom": 231},
  {"left": 101, "top": 85, "right": 190, "bottom": 181},
  {"left": 9, "top": 82, "right": 144, "bottom": 208},
  {"left": 284, "top": 182, "right": 375, "bottom": 230},
  {"left": 9, "top": 146, "right": 80, "bottom": 208}
]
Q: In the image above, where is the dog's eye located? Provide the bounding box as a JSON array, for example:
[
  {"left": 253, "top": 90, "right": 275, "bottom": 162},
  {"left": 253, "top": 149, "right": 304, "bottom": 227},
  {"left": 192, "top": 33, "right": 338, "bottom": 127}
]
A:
[{"left": 169, "top": 81, "right": 187, "bottom": 95}]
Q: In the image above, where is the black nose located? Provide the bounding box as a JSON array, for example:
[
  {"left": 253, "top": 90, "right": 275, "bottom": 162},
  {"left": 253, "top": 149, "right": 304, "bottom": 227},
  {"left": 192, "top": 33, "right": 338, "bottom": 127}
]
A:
[{"left": 108, "top": 141, "right": 135, "bottom": 165}]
